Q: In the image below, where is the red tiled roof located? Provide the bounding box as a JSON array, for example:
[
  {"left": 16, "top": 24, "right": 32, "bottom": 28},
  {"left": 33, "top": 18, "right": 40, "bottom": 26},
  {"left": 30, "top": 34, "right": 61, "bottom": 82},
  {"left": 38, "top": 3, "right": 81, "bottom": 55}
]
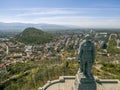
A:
[{"left": 0, "top": 64, "right": 4, "bottom": 68}]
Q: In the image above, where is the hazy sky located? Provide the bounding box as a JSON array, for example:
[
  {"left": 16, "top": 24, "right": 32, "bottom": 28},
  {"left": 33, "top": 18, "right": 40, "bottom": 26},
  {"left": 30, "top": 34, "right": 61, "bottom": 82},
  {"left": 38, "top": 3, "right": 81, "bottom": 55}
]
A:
[{"left": 0, "top": 0, "right": 120, "bottom": 28}]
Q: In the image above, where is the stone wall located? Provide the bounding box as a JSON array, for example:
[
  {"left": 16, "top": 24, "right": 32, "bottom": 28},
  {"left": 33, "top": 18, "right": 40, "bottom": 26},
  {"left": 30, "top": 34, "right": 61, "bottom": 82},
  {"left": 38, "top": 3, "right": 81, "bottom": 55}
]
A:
[{"left": 38, "top": 76, "right": 75, "bottom": 90}]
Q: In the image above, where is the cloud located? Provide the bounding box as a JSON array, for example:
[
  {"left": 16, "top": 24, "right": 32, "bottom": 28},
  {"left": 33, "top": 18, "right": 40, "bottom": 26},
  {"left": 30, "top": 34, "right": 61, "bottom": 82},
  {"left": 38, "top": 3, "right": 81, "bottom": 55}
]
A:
[
  {"left": 1, "top": 16, "right": 120, "bottom": 28},
  {"left": 0, "top": 7, "right": 120, "bottom": 28},
  {"left": 1, "top": 7, "right": 120, "bottom": 17},
  {"left": 16, "top": 9, "right": 78, "bottom": 17},
  {"left": 10, "top": 7, "right": 120, "bottom": 18}
]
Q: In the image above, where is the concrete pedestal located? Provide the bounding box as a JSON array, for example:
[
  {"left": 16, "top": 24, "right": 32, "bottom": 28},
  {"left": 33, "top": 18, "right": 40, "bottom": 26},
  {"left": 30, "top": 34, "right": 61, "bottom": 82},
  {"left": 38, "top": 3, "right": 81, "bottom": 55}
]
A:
[{"left": 72, "top": 73, "right": 96, "bottom": 90}]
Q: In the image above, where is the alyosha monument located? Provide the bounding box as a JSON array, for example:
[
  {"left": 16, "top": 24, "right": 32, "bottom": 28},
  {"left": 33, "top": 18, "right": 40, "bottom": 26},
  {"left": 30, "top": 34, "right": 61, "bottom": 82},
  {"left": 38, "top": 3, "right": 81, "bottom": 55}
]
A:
[{"left": 72, "top": 35, "right": 96, "bottom": 90}]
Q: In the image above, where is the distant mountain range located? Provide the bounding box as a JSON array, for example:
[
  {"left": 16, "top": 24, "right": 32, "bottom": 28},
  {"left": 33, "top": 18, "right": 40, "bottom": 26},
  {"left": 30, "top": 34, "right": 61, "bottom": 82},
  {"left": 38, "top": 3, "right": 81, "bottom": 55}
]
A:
[
  {"left": 1, "top": 22, "right": 120, "bottom": 33},
  {"left": 0, "top": 22, "right": 79, "bottom": 32}
]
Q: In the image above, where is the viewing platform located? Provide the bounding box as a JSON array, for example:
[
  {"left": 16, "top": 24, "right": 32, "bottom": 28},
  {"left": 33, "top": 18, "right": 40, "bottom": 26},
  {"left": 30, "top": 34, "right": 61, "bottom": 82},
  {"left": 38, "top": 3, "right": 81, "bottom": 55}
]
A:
[{"left": 38, "top": 71, "right": 120, "bottom": 90}]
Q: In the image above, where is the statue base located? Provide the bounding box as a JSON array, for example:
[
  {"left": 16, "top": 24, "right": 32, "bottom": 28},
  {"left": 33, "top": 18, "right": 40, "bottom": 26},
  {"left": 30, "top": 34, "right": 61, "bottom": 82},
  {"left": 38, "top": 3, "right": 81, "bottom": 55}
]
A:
[
  {"left": 72, "top": 70, "right": 120, "bottom": 90},
  {"left": 72, "top": 71, "right": 96, "bottom": 90}
]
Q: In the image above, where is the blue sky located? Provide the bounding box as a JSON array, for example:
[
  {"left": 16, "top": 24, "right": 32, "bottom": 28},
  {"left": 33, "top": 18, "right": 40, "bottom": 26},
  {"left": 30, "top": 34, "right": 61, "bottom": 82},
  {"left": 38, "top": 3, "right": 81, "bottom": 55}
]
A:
[{"left": 0, "top": 0, "right": 120, "bottom": 28}]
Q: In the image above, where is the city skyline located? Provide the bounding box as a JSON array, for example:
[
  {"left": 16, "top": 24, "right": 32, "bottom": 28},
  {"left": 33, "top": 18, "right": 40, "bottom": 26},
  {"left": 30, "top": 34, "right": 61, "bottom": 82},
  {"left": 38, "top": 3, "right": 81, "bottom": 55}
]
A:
[{"left": 0, "top": 0, "right": 120, "bottom": 28}]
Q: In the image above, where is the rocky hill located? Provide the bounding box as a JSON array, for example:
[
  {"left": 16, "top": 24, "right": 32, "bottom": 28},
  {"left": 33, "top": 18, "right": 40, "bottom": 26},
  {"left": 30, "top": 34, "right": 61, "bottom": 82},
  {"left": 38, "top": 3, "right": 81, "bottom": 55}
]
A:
[{"left": 16, "top": 27, "right": 55, "bottom": 44}]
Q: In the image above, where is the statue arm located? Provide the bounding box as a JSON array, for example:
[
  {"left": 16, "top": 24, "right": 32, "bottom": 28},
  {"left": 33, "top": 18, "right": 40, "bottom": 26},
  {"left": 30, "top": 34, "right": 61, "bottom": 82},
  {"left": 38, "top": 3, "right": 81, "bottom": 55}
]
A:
[
  {"left": 92, "top": 44, "right": 95, "bottom": 63},
  {"left": 78, "top": 44, "right": 83, "bottom": 63}
]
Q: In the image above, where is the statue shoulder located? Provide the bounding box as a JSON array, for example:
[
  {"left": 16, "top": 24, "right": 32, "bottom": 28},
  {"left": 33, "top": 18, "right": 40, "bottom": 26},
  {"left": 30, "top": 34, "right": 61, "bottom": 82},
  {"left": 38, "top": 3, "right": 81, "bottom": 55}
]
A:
[{"left": 81, "top": 42, "right": 86, "bottom": 47}]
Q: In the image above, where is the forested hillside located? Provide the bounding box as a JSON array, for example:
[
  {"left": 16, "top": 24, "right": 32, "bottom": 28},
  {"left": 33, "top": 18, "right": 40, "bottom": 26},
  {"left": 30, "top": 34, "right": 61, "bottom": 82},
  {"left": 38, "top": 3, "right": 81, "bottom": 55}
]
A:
[{"left": 16, "top": 27, "right": 55, "bottom": 44}]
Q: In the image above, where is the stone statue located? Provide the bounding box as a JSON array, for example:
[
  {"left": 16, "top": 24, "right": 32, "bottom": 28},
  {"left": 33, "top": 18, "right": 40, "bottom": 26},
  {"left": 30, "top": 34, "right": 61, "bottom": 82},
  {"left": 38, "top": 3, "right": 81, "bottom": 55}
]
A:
[{"left": 78, "top": 36, "right": 95, "bottom": 79}]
